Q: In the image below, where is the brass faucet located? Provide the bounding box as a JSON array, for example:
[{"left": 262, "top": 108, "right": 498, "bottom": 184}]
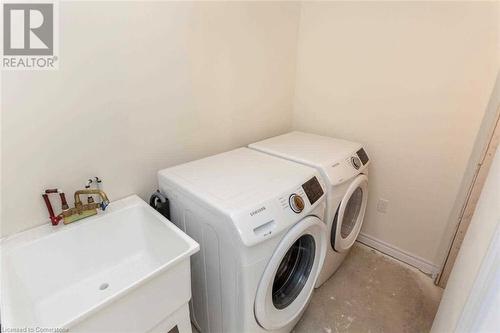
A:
[
  {"left": 56, "top": 189, "right": 110, "bottom": 224},
  {"left": 74, "top": 189, "right": 110, "bottom": 211},
  {"left": 42, "top": 185, "right": 111, "bottom": 225}
]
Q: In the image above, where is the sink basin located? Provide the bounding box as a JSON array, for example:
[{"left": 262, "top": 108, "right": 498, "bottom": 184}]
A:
[{"left": 1, "top": 195, "right": 199, "bottom": 331}]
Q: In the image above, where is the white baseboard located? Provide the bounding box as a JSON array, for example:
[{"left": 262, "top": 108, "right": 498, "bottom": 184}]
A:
[{"left": 357, "top": 232, "right": 440, "bottom": 278}]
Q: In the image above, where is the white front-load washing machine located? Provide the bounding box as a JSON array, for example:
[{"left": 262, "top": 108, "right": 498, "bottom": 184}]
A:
[
  {"left": 158, "top": 148, "right": 327, "bottom": 333},
  {"left": 249, "top": 131, "right": 369, "bottom": 287}
]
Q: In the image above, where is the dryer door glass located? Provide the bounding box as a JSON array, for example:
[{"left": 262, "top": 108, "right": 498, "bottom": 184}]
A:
[
  {"left": 331, "top": 174, "right": 368, "bottom": 252},
  {"left": 340, "top": 187, "right": 363, "bottom": 238},
  {"left": 272, "top": 234, "right": 315, "bottom": 309}
]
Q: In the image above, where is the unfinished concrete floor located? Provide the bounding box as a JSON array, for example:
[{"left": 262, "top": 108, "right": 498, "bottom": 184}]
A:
[{"left": 294, "top": 243, "right": 443, "bottom": 333}]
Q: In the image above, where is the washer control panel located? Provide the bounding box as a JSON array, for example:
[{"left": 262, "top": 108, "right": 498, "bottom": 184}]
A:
[
  {"left": 279, "top": 176, "right": 324, "bottom": 214},
  {"left": 233, "top": 173, "right": 326, "bottom": 246},
  {"left": 301, "top": 176, "right": 324, "bottom": 205},
  {"left": 351, "top": 156, "right": 362, "bottom": 170},
  {"left": 289, "top": 193, "right": 305, "bottom": 213},
  {"left": 356, "top": 148, "right": 369, "bottom": 165},
  {"left": 278, "top": 186, "right": 307, "bottom": 211}
]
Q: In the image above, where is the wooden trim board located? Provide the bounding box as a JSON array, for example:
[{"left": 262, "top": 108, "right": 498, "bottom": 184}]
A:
[{"left": 436, "top": 106, "right": 500, "bottom": 287}]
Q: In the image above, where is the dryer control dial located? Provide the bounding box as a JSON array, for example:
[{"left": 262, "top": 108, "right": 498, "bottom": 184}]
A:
[
  {"left": 351, "top": 156, "right": 362, "bottom": 170},
  {"left": 289, "top": 194, "right": 305, "bottom": 213}
]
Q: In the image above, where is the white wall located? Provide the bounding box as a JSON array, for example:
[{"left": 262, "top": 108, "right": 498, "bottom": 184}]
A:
[
  {"left": 2, "top": 1, "right": 499, "bottom": 273},
  {"left": 431, "top": 145, "right": 500, "bottom": 332},
  {"left": 292, "top": 2, "right": 500, "bottom": 266},
  {"left": 0, "top": 2, "right": 300, "bottom": 236}
]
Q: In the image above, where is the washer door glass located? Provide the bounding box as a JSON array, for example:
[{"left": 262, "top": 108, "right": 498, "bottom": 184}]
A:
[
  {"left": 272, "top": 234, "right": 315, "bottom": 309},
  {"left": 254, "top": 216, "right": 326, "bottom": 331},
  {"left": 331, "top": 174, "right": 368, "bottom": 252}
]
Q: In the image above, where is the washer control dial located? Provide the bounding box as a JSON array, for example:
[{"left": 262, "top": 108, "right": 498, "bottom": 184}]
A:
[
  {"left": 351, "top": 156, "right": 362, "bottom": 170},
  {"left": 289, "top": 194, "right": 305, "bottom": 213}
]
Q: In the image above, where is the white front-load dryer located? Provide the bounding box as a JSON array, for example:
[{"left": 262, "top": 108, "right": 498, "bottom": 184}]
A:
[
  {"left": 158, "top": 148, "right": 327, "bottom": 333},
  {"left": 249, "top": 131, "right": 370, "bottom": 287}
]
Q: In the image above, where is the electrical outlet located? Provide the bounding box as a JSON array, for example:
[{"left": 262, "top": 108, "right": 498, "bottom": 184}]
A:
[{"left": 377, "top": 198, "right": 389, "bottom": 213}]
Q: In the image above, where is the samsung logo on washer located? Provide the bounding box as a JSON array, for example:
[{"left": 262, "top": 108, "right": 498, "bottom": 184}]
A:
[{"left": 250, "top": 206, "right": 266, "bottom": 217}]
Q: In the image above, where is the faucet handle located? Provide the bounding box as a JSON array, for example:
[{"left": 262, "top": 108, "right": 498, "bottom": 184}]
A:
[
  {"left": 85, "top": 179, "right": 95, "bottom": 203},
  {"left": 42, "top": 189, "right": 64, "bottom": 225},
  {"left": 93, "top": 177, "right": 102, "bottom": 203},
  {"left": 100, "top": 201, "right": 109, "bottom": 211}
]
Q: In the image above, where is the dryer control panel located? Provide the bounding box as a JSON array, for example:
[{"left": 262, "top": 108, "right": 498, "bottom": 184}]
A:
[
  {"left": 324, "top": 147, "right": 370, "bottom": 186},
  {"left": 232, "top": 174, "right": 326, "bottom": 247}
]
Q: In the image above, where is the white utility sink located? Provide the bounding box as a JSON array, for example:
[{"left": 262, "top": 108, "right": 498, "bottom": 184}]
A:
[{"left": 1, "top": 195, "right": 199, "bottom": 332}]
